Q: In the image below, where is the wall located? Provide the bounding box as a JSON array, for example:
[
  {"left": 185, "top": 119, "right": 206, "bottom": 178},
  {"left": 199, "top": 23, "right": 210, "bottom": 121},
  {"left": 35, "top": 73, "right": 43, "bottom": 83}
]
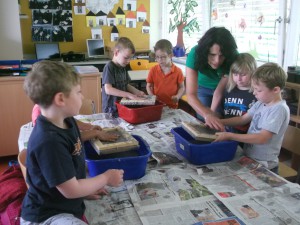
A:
[
  {"left": 0, "top": 1, "right": 23, "bottom": 60},
  {"left": 149, "top": 0, "right": 161, "bottom": 51},
  {"left": 20, "top": 0, "right": 153, "bottom": 58}
]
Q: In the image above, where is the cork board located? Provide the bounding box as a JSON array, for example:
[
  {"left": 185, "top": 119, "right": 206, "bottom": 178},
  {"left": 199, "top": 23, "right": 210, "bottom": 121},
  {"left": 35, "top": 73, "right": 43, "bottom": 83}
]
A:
[
  {"left": 90, "top": 127, "right": 139, "bottom": 154},
  {"left": 182, "top": 121, "right": 218, "bottom": 141}
]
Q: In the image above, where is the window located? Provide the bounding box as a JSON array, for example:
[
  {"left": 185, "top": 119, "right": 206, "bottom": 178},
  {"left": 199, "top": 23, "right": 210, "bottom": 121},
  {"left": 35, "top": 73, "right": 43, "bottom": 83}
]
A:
[
  {"left": 161, "top": 0, "right": 210, "bottom": 53},
  {"left": 210, "top": 0, "right": 285, "bottom": 64},
  {"left": 161, "top": 0, "right": 300, "bottom": 69}
]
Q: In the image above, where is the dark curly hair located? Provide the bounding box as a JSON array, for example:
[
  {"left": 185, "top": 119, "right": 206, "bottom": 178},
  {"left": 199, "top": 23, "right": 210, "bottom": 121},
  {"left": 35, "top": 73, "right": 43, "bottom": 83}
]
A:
[{"left": 194, "top": 27, "right": 238, "bottom": 73}]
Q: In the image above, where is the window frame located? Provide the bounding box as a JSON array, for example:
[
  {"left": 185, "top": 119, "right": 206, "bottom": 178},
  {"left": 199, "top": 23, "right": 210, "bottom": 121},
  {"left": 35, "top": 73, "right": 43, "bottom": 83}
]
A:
[{"left": 160, "top": 0, "right": 300, "bottom": 69}]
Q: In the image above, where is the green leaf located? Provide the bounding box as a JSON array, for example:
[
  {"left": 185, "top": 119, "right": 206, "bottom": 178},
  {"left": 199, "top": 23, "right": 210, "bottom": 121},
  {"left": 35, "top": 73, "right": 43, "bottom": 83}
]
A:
[
  {"left": 191, "top": 1, "right": 198, "bottom": 7},
  {"left": 170, "top": 9, "right": 175, "bottom": 14},
  {"left": 168, "top": 0, "right": 173, "bottom": 4},
  {"left": 174, "top": 15, "right": 178, "bottom": 22}
]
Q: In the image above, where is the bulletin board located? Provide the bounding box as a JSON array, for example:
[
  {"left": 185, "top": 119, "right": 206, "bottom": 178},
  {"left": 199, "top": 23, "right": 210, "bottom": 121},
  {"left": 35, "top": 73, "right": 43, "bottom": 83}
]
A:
[{"left": 20, "top": 0, "right": 150, "bottom": 57}]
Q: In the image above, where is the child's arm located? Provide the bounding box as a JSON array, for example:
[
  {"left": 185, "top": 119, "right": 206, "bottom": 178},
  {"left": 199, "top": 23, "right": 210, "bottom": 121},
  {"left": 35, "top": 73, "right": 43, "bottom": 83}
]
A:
[
  {"left": 211, "top": 76, "right": 228, "bottom": 112},
  {"left": 214, "top": 129, "right": 273, "bottom": 145},
  {"left": 171, "top": 82, "right": 185, "bottom": 103},
  {"left": 81, "top": 129, "right": 119, "bottom": 142},
  {"left": 127, "top": 84, "right": 145, "bottom": 96},
  {"left": 76, "top": 119, "right": 102, "bottom": 131},
  {"left": 104, "top": 83, "right": 142, "bottom": 99},
  {"left": 221, "top": 113, "right": 252, "bottom": 127},
  {"left": 146, "top": 82, "right": 154, "bottom": 95},
  {"left": 75, "top": 120, "right": 118, "bottom": 142},
  {"left": 56, "top": 169, "right": 124, "bottom": 199}
]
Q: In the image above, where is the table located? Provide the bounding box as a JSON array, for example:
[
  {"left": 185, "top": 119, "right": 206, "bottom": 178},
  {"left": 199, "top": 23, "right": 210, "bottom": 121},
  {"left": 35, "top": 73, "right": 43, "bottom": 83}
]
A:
[
  {"left": 18, "top": 108, "right": 300, "bottom": 225},
  {"left": 128, "top": 70, "right": 149, "bottom": 90}
]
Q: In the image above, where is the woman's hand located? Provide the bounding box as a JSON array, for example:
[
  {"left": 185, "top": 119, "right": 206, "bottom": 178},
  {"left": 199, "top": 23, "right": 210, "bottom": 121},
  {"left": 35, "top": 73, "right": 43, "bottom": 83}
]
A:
[{"left": 204, "top": 114, "right": 225, "bottom": 131}]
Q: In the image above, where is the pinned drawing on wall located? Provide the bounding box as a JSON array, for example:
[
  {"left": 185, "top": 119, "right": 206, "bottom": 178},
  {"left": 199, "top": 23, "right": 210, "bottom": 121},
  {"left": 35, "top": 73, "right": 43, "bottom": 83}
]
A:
[
  {"left": 107, "top": 11, "right": 116, "bottom": 27},
  {"left": 86, "top": 11, "right": 96, "bottom": 27},
  {"left": 123, "top": 0, "right": 137, "bottom": 11},
  {"left": 74, "top": 5, "right": 86, "bottom": 15},
  {"left": 91, "top": 28, "right": 102, "bottom": 39},
  {"left": 126, "top": 11, "right": 136, "bottom": 28},
  {"left": 30, "top": 0, "right": 73, "bottom": 42},
  {"left": 74, "top": 0, "right": 86, "bottom": 15},
  {"left": 137, "top": 4, "right": 147, "bottom": 22},
  {"left": 116, "top": 7, "right": 125, "bottom": 25},
  {"left": 142, "top": 20, "right": 150, "bottom": 34},
  {"left": 96, "top": 11, "right": 107, "bottom": 26},
  {"left": 111, "top": 26, "right": 119, "bottom": 42},
  {"left": 86, "top": 0, "right": 119, "bottom": 14}
]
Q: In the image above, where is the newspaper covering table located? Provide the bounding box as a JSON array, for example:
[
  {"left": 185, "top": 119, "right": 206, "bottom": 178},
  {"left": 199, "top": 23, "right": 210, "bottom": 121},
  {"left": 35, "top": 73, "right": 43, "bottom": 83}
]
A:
[{"left": 18, "top": 107, "right": 300, "bottom": 225}]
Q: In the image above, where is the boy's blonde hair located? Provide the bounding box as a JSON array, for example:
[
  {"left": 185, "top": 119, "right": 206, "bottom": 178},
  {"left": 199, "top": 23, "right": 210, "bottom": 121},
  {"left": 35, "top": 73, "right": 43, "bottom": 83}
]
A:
[
  {"left": 154, "top": 39, "right": 173, "bottom": 54},
  {"left": 24, "top": 60, "right": 80, "bottom": 108},
  {"left": 252, "top": 62, "right": 287, "bottom": 90},
  {"left": 114, "top": 37, "right": 135, "bottom": 54},
  {"left": 227, "top": 53, "right": 257, "bottom": 92}
]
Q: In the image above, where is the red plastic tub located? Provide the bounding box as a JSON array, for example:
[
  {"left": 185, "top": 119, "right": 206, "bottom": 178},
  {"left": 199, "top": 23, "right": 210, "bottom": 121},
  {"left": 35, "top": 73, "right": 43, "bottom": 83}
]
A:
[{"left": 115, "top": 100, "right": 164, "bottom": 124}]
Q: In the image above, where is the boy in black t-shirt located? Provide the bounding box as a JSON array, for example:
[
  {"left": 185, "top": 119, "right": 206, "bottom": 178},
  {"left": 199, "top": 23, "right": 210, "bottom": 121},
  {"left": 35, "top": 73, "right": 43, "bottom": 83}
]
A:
[{"left": 21, "top": 60, "right": 124, "bottom": 224}]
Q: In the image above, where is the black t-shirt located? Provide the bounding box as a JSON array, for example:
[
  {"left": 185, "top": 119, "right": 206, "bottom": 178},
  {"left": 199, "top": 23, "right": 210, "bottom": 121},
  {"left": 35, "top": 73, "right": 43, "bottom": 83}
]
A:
[
  {"left": 102, "top": 61, "right": 131, "bottom": 116},
  {"left": 21, "top": 116, "right": 86, "bottom": 222},
  {"left": 223, "top": 87, "right": 256, "bottom": 133}
]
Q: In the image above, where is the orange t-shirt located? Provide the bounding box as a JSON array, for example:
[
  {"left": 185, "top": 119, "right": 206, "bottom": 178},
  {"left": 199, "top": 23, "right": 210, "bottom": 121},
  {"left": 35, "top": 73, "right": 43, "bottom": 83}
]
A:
[{"left": 146, "top": 63, "right": 185, "bottom": 108}]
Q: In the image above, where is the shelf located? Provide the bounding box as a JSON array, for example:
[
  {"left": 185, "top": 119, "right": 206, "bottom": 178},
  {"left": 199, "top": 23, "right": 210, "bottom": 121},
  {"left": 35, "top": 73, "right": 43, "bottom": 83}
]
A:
[
  {"left": 286, "top": 82, "right": 300, "bottom": 89},
  {"left": 290, "top": 114, "right": 300, "bottom": 124}
]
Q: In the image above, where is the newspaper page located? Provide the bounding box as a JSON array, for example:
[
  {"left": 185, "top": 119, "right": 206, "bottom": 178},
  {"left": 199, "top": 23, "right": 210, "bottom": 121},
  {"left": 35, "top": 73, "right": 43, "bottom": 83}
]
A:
[
  {"left": 190, "top": 156, "right": 260, "bottom": 183},
  {"left": 219, "top": 186, "right": 300, "bottom": 225},
  {"left": 84, "top": 185, "right": 143, "bottom": 225},
  {"left": 126, "top": 166, "right": 245, "bottom": 225},
  {"left": 201, "top": 166, "right": 288, "bottom": 200}
]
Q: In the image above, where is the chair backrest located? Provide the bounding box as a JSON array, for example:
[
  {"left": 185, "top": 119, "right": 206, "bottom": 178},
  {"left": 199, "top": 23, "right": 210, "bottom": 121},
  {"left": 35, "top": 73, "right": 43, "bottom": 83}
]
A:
[
  {"left": 147, "top": 62, "right": 158, "bottom": 69},
  {"left": 282, "top": 125, "right": 300, "bottom": 155},
  {"left": 129, "top": 59, "right": 149, "bottom": 70},
  {"left": 79, "top": 98, "right": 95, "bottom": 115},
  {"left": 18, "top": 149, "right": 29, "bottom": 188}
]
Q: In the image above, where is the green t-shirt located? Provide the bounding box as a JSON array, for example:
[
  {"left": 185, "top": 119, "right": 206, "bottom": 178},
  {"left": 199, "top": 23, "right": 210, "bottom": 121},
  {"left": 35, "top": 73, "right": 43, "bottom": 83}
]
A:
[{"left": 186, "top": 45, "right": 226, "bottom": 89}]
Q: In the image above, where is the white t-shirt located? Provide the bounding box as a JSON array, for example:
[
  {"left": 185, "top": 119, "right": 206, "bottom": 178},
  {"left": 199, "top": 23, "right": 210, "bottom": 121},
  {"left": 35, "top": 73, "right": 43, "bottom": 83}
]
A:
[{"left": 243, "top": 100, "right": 290, "bottom": 169}]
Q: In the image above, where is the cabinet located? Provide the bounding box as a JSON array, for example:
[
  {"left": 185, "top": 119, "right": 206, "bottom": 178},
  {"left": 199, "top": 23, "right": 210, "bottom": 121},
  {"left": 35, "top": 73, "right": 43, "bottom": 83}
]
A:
[
  {"left": 286, "top": 82, "right": 300, "bottom": 124},
  {"left": 0, "top": 73, "right": 101, "bottom": 157}
]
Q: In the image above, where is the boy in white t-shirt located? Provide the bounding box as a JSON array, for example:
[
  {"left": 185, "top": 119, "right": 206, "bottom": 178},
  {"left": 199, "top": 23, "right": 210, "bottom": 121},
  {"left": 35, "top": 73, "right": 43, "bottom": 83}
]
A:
[{"left": 214, "top": 63, "right": 290, "bottom": 174}]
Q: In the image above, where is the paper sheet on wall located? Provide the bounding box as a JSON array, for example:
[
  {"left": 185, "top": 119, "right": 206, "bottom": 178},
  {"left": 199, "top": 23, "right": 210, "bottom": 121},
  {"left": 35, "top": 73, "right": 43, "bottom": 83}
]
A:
[{"left": 86, "top": 0, "right": 119, "bottom": 14}]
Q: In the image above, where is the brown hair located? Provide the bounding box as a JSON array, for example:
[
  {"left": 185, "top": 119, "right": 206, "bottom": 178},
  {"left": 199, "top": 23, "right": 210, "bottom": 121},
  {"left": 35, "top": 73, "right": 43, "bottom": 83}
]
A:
[
  {"left": 114, "top": 37, "right": 135, "bottom": 54},
  {"left": 154, "top": 39, "right": 173, "bottom": 55},
  {"left": 252, "top": 62, "right": 287, "bottom": 90},
  {"left": 24, "top": 60, "right": 80, "bottom": 108}
]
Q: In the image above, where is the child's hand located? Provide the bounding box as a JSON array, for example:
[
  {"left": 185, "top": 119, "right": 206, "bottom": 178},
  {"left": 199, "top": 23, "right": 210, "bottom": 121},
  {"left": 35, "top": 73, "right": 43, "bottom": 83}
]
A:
[
  {"left": 137, "top": 91, "right": 145, "bottom": 97},
  {"left": 104, "top": 169, "right": 124, "bottom": 187},
  {"left": 96, "top": 130, "right": 119, "bottom": 142},
  {"left": 91, "top": 125, "right": 102, "bottom": 131},
  {"left": 171, "top": 95, "right": 179, "bottom": 103},
  {"left": 128, "top": 94, "right": 145, "bottom": 100},
  {"left": 214, "top": 132, "right": 231, "bottom": 142},
  {"left": 85, "top": 187, "right": 109, "bottom": 200}
]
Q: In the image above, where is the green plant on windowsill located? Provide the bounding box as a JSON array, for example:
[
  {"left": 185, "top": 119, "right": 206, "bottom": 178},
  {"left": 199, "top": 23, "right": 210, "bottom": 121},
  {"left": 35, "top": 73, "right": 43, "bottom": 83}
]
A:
[{"left": 168, "top": 0, "right": 200, "bottom": 36}]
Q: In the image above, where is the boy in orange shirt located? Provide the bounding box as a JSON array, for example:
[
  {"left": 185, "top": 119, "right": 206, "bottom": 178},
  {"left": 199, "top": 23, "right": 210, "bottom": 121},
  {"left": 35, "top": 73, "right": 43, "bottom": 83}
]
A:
[{"left": 146, "top": 39, "right": 185, "bottom": 108}]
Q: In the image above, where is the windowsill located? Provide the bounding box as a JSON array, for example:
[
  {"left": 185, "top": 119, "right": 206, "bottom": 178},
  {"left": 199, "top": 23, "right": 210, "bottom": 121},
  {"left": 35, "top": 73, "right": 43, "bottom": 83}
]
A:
[{"left": 172, "top": 56, "right": 187, "bottom": 65}]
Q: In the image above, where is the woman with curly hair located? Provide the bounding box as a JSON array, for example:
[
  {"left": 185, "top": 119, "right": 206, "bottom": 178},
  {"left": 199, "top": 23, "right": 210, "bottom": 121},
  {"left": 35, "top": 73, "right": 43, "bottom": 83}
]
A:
[{"left": 185, "top": 27, "right": 238, "bottom": 130}]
